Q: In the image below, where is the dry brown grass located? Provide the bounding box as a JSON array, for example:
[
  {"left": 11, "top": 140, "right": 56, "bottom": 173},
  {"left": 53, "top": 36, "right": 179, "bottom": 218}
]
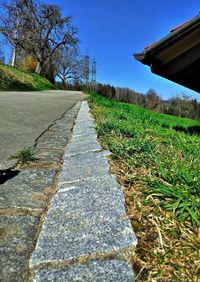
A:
[{"left": 111, "top": 159, "right": 200, "bottom": 282}]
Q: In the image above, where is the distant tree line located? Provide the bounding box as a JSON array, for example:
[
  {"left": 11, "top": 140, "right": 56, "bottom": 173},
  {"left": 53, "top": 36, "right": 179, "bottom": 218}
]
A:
[{"left": 93, "top": 83, "right": 200, "bottom": 120}]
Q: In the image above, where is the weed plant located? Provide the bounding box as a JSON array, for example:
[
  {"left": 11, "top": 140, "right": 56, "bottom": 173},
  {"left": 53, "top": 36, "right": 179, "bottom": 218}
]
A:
[
  {"left": 11, "top": 148, "right": 36, "bottom": 163},
  {"left": 89, "top": 93, "right": 200, "bottom": 281}
]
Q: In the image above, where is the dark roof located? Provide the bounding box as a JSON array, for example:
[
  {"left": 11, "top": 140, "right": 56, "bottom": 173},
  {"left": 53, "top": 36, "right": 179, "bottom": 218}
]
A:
[{"left": 134, "top": 12, "right": 200, "bottom": 93}]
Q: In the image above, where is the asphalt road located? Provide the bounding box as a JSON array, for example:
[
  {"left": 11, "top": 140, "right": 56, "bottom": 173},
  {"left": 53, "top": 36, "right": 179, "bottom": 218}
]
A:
[{"left": 0, "top": 90, "right": 86, "bottom": 169}]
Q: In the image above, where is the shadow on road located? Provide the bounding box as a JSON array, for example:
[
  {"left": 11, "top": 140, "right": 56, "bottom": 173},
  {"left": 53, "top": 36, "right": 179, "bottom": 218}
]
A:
[{"left": 0, "top": 169, "right": 20, "bottom": 184}]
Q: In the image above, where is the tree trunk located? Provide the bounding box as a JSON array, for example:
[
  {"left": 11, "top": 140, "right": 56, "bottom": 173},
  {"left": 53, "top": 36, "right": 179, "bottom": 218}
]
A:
[
  {"left": 62, "top": 79, "right": 67, "bottom": 90},
  {"left": 35, "top": 62, "right": 42, "bottom": 74},
  {"left": 11, "top": 45, "right": 16, "bottom": 67}
]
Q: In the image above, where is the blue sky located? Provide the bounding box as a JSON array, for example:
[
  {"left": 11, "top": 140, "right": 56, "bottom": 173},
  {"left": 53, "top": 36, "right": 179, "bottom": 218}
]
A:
[
  {"left": 4, "top": 0, "right": 200, "bottom": 101},
  {"left": 59, "top": 0, "right": 200, "bottom": 101}
]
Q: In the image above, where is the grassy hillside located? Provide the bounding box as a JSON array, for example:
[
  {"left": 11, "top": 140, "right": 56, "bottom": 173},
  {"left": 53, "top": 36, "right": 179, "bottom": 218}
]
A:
[
  {"left": 0, "top": 64, "right": 56, "bottom": 91},
  {"left": 89, "top": 93, "right": 200, "bottom": 281}
]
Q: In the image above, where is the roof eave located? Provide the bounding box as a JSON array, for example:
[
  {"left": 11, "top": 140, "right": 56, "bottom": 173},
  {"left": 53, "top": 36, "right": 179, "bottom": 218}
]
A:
[
  {"left": 133, "top": 14, "right": 200, "bottom": 66},
  {"left": 145, "top": 14, "right": 200, "bottom": 54},
  {"left": 133, "top": 53, "right": 146, "bottom": 63}
]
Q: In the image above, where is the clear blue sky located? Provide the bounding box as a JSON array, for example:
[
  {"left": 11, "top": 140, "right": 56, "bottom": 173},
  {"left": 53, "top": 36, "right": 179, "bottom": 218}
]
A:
[{"left": 7, "top": 0, "right": 200, "bottom": 100}]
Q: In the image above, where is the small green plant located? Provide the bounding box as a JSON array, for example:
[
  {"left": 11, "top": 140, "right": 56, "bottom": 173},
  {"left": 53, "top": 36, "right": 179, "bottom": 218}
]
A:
[{"left": 11, "top": 148, "right": 36, "bottom": 163}]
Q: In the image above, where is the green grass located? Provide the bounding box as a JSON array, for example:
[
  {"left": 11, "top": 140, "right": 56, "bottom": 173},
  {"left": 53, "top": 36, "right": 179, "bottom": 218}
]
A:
[
  {"left": 0, "top": 63, "right": 57, "bottom": 91},
  {"left": 11, "top": 148, "right": 36, "bottom": 163},
  {"left": 89, "top": 94, "right": 200, "bottom": 225},
  {"left": 89, "top": 93, "right": 200, "bottom": 280}
]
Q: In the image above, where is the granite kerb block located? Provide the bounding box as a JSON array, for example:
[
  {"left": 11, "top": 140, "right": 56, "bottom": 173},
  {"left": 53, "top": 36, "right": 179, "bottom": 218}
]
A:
[
  {"left": 33, "top": 259, "right": 135, "bottom": 282},
  {"left": 65, "top": 140, "right": 101, "bottom": 154},
  {"left": 59, "top": 152, "right": 111, "bottom": 184},
  {"left": 47, "top": 176, "right": 127, "bottom": 222},
  {"left": 30, "top": 216, "right": 136, "bottom": 268},
  {"left": 29, "top": 101, "right": 137, "bottom": 281},
  {"left": 0, "top": 215, "right": 39, "bottom": 282},
  {"left": 0, "top": 169, "right": 56, "bottom": 211}
]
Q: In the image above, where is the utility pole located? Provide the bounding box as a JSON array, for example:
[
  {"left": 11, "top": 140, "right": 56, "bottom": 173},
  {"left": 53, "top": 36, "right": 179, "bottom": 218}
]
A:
[
  {"left": 83, "top": 54, "right": 89, "bottom": 86},
  {"left": 91, "top": 59, "right": 96, "bottom": 92}
]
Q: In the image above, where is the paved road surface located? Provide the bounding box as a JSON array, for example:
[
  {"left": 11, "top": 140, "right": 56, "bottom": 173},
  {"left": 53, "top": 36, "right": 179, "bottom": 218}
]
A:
[{"left": 0, "top": 90, "right": 86, "bottom": 169}]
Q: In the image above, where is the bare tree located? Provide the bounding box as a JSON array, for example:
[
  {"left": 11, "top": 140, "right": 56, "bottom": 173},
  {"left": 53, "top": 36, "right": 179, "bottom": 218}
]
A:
[
  {"left": 145, "top": 89, "right": 160, "bottom": 111},
  {"left": 29, "top": 3, "right": 79, "bottom": 74},
  {"left": 0, "top": 0, "right": 79, "bottom": 75},
  {"left": 0, "top": 38, "right": 5, "bottom": 63},
  {"left": 0, "top": 51, "right": 4, "bottom": 64},
  {"left": 0, "top": 0, "right": 31, "bottom": 66},
  {"left": 55, "top": 46, "right": 80, "bottom": 89}
]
